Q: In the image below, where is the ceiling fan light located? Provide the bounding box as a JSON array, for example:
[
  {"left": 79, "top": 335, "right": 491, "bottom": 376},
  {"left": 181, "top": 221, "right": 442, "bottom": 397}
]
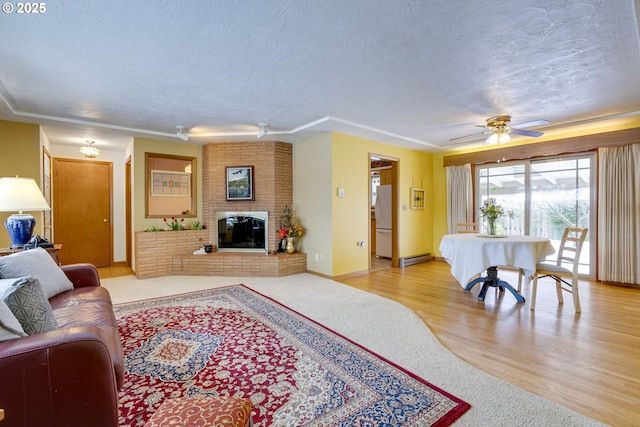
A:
[
  {"left": 498, "top": 132, "right": 511, "bottom": 144},
  {"left": 485, "top": 133, "right": 499, "bottom": 145}
]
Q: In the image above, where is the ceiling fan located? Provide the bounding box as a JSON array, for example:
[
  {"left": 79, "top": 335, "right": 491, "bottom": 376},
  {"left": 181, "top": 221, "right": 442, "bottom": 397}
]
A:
[{"left": 451, "top": 115, "right": 549, "bottom": 145}]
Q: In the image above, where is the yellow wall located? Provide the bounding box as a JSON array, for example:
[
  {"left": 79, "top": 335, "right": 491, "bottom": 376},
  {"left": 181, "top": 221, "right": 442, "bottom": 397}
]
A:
[
  {"left": 132, "top": 138, "right": 202, "bottom": 233},
  {"left": 0, "top": 120, "right": 42, "bottom": 248},
  {"left": 326, "top": 133, "right": 433, "bottom": 276}
]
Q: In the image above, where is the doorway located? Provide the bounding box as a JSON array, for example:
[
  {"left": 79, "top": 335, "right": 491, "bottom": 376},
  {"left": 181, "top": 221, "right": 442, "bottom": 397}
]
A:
[
  {"left": 53, "top": 158, "right": 113, "bottom": 266},
  {"left": 370, "top": 155, "right": 398, "bottom": 271}
]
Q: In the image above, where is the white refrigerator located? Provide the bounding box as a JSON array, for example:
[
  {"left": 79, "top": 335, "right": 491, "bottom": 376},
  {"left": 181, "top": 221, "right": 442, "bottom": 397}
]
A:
[{"left": 375, "top": 184, "right": 392, "bottom": 258}]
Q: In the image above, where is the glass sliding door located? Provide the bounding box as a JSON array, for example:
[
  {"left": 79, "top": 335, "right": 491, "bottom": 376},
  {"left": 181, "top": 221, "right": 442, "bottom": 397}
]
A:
[
  {"left": 477, "top": 163, "right": 526, "bottom": 235},
  {"left": 530, "top": 156, "right": 593, "bottom": 275},
  {"left": 476, "top": 154, "right": 594, "bottom": 278}
]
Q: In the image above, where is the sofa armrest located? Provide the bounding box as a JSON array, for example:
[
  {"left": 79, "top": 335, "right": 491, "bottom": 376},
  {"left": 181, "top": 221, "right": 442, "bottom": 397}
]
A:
[
  {"left": 61, "top": 263, "right": 101, "bottom": 288},
  {"left": 0, "top": 327, "right": 119, "bottom": 427}
]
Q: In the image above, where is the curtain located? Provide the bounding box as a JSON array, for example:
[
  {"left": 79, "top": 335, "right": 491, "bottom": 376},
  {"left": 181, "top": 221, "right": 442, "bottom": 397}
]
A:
[
  {"left": 598, "top": 143, "right": 640, "bottom": 284},
  {"left": 446, "top": 164, "right": 473, "bottom": 234}
]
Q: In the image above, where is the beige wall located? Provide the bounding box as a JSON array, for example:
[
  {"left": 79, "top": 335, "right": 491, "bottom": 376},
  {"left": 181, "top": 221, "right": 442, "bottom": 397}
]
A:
[
  {"left": 0, "top": 120, "right": 43, "bottom": 248},
  {"left": 293, "top": 133, "right": 333, "bottom": 275}
]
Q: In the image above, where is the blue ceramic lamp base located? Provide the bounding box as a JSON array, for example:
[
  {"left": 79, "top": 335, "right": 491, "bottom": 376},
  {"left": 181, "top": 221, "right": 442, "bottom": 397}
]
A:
[{"left": 4, "top": 214, "right": 36, "bottom": 249}]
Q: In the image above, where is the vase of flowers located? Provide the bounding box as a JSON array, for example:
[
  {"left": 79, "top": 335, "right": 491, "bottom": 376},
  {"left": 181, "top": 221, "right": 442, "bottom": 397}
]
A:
[
  {"left": 480, "top": 198, "right": 504, "bottom": 236},
  {"left": 285, "top": 237, "right": 295, "bottom": 254},
  {"left": 278, "top": 205, "right": 304, "bottom": 253}
]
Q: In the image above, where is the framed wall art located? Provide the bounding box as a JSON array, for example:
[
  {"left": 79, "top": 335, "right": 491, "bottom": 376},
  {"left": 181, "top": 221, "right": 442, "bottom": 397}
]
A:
[
  {"left": 411, "top": 188, "right": 425, "bottom": 209},
  {"left": 145, "top": 153, "right": 196, "bottom": 218},
  {"left": 151, "top": 169, "right": 191, "bottom": 197},
  {"left": 226, "top": 166, "right": 254, "bottom": 200}
]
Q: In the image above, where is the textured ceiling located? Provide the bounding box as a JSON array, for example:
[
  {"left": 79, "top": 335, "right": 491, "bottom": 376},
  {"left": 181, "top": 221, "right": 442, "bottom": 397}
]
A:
[{"left": 1, "top": 0, "right": 639, "bottom": 152}]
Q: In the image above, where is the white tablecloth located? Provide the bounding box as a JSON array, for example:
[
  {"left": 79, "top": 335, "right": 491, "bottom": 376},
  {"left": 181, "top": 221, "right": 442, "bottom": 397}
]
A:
[{"left": 439, "top": 234, "right": 555, "bottom": 287}]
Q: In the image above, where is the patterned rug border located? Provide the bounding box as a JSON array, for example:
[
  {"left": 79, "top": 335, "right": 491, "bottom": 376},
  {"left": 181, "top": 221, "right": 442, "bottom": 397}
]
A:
[
  {"left": 115, "top": 284, "right": 471, "bottom": 426},
  {"left": 241, "top": 285, "right": 471, "bottom": 424}
]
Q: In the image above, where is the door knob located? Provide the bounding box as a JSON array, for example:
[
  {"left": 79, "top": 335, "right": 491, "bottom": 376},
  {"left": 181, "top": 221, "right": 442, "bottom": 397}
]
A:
[{"left": 103, "top": 219, "right": 108, "bottom": 222}]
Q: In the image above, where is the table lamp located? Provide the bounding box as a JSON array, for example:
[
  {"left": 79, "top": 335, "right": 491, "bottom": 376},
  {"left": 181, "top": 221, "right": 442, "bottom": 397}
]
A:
[{"left": 0, "top": 176, "right": 51, "bottom": 248}]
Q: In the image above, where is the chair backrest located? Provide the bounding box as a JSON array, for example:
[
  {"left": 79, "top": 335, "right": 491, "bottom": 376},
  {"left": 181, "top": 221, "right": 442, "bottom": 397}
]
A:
[
  {"left": 555, "top": 227, "right": 588, "bottom": 274},
  {"left": 455, "top": 222, "right": 478, "bottom": 233}
]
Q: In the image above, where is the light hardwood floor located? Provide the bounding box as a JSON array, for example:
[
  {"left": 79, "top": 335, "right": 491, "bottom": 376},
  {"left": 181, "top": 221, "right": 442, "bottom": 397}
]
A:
[
  {"left": 98, "top": 260, "right": 639, "bottom": 426},
  {"left": 338, "top": 259, "right": 640, "bottom": 427}
]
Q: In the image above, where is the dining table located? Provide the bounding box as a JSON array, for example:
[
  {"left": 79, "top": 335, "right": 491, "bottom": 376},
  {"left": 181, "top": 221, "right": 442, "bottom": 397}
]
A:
[{"left": 439, "top": 233, "right": 555, "bottom": 302}]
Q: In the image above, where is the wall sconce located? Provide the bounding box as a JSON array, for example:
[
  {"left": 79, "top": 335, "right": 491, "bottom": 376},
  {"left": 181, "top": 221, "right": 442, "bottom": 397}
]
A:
[{"left": 80, "top": 141, "right": 101, "bottom": 158}]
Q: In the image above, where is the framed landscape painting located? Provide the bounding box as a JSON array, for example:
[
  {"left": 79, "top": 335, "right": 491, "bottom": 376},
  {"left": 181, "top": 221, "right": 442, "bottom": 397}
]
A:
[{"left": 226, "top": 166, "right": 254, "bottom": 200}]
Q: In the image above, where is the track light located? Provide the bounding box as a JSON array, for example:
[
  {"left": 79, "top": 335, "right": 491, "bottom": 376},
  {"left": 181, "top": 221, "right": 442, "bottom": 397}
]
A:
[
  {"left": 80, "top": 141, "right": 100, "bottom": 158},
  {"left": 176, "top": 126, "right": 189, "bottom": 141},
  {"left": 256, "top": 123, "right": 269, "bottom": 139}
]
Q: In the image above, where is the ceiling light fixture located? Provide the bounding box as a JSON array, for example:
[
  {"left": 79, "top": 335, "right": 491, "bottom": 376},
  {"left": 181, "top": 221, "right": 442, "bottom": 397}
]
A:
[
  {"left": 80, "top": 140, "right": 100, "bottom": 158},
  {"left": 256, "top": 123, "right": 269, "bottom": 139},
  {"left": 176, "top": 126, "right": 190, "bottom": 141},
  {"left": 484, "top": 131, "right": 511, "bottom": 146}
]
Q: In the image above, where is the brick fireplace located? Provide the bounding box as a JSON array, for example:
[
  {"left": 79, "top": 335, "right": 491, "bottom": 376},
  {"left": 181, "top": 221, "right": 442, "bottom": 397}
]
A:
[
  {"left": 202, "top": 141, "right": 293, "bottom": 252},
  {"left": 133, "top": 141, "right": 305, "bottom": 279}
]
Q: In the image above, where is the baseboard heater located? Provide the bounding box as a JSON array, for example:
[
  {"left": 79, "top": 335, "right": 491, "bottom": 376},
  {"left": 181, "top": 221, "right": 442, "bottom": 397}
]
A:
[{"left": 399, "top": 253, "right": 431, "bottom": 267}]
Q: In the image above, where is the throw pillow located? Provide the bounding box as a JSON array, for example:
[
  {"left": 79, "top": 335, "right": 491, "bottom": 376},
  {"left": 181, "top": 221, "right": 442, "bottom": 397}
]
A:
[
  {"left": 0, "top": 288, "right": 27, "bottom": 341},
  {"left": 0, "top": 247, "right": 73, "bottom": 299},
  {"left": 0, "top": 277, "right": 59, "bottom": 335}
]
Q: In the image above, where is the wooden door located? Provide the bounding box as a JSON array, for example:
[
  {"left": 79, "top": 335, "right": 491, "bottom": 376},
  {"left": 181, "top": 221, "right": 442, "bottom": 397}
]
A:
[{"left": 53, "top": 158, "right": 112, "bottom": 266}]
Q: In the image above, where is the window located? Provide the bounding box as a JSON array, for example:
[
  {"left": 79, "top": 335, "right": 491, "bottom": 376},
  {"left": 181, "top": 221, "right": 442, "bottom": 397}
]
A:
[
  {"left": 476, "top": 154, "right": 595, "bottom": 277},
  {"left": 371, "top": 174, "right": 381, "bottom": 207}
]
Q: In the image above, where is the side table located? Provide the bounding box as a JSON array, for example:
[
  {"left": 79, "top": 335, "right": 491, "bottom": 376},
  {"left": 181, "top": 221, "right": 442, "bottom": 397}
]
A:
[{"left": 0, "top": 244, "right": 63, "bottom": 265}]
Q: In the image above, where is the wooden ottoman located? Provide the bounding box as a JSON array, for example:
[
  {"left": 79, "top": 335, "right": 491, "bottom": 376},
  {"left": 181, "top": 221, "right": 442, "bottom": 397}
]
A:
[{"left": 144, "top": 396, "right": 253, "bottom": 427}]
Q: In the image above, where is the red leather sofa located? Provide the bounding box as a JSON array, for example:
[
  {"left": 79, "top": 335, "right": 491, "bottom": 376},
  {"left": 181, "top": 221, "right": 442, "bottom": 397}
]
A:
[{"left": 0, "top": 264, "right": 123, "bottom": 427}]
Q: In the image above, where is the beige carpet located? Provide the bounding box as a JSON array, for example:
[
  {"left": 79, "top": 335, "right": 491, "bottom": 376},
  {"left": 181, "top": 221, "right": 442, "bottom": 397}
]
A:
[{"left": 102, "top": 273, "right": 607, "bottom": 427}]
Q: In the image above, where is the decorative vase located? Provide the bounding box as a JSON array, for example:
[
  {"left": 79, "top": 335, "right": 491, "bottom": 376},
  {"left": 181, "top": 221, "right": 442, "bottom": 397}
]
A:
[
  {"left": 286, "top": 237, "right": 295, "bottom": 254},
  {"left": 488, "top": 219, "right": 497, "bottom": 236}
]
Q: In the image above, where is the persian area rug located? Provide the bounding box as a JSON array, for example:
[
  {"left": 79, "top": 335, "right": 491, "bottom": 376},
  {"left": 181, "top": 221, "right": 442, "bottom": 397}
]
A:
[{"left": 115, "top": 285, "right": 470, "bottom": 426}]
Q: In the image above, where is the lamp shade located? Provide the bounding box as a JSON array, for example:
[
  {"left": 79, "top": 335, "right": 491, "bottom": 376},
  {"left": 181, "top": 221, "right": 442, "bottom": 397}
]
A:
[
  {"left": 0, "top": 177, "right": 50, "bottom": 248},
  {"left": 0, "top": 177, "right": 51, "bottom": 212}
]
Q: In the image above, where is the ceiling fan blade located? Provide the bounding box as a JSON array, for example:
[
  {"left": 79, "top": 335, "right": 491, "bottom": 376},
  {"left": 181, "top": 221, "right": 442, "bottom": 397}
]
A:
[
  {"left": 511, "top": 119, "right": 549, "bottom": 129},
  {"left": 510, "top": 128, "right": 544, "bottom": 137},
  {"left": 449, "top": 130, "right": 490, "bottom": 142}
]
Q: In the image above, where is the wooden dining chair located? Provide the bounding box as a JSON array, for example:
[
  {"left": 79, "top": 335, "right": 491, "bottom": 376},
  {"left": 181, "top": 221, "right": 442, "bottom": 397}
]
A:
[
  {"left": 530, "top": 227, "right": 588, "bottom": 313},
  {"left": 455, "top": 222, "right": 478, "bottom": 233}
]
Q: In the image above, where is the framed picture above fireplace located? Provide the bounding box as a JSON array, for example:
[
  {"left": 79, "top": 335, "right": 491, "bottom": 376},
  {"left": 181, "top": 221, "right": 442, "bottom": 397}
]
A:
[{"left": 226, "top": 166, "right": 254, "bottom": 201}]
